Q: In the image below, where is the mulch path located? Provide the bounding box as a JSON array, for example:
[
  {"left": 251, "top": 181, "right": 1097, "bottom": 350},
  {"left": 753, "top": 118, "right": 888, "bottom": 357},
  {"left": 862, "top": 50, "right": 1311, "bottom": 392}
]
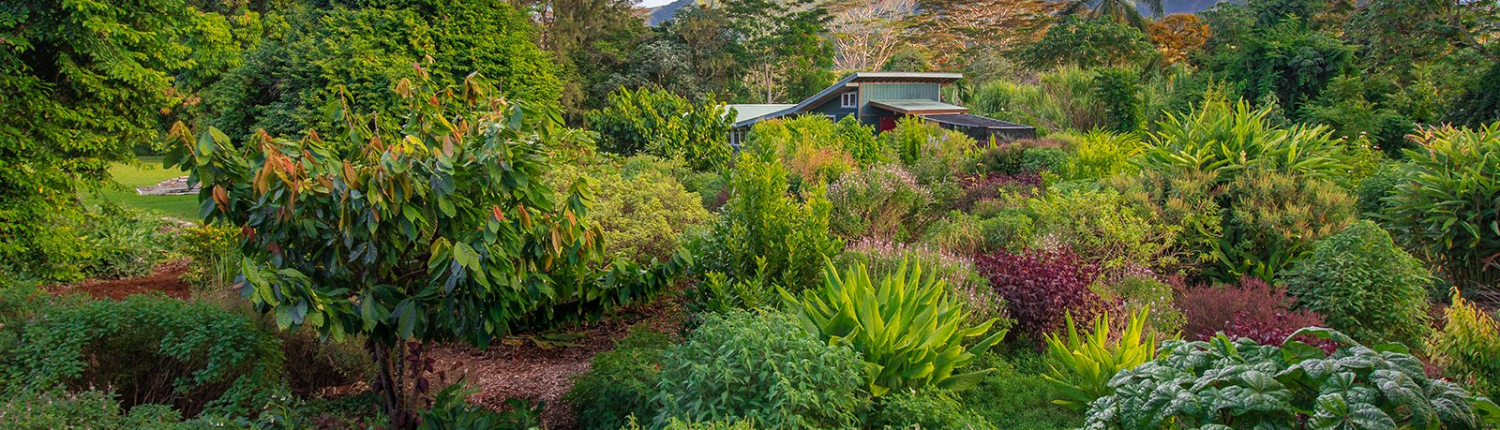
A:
[
  {"left": 429, "top": 296, "right": 687, "bottom": 429},
  {"left": 51, "top": 259, "right": 193, "bottom": 301}
]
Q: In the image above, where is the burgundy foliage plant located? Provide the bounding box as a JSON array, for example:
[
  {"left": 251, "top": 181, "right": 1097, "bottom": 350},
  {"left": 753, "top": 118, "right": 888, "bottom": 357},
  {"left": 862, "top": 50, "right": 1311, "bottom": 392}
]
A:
[
  {"left": 1177, "top": 277, "right": 1326, "bottom": 345},
  {"left": 975, "top": 249, "right": 1103, "bottom": 341}
]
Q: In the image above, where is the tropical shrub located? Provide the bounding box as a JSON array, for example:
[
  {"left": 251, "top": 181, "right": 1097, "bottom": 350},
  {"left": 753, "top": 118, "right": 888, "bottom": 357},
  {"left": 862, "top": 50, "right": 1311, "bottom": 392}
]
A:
[
  {"left": 975, "top": 249, "right": 1104, "bottom": 341},
  {"left": 652, "top": 311, "right": 867, "bottom": 428},
  {"left": 1385, "top": 123, "right": 1500, "bottom": 291},
  {"left": 1428, "top": 288, "right": 1500, "bottom": 398},
  {"left": 974, "top": 139, "right": 1066, "bottom": 176},
  {"left": 867, "top": 390, "right": 997, "bottom": 430},
  {"left": 690, "top": 151, "right": 842, "bottom": 292},
  {"left": 834, "top": 115, "right": 891, "bottom": 164},
  {"left": 782, "top": 261, "right": 1006, "bottom": 396},
  {"left": 684, "top": 266, "right": 780, "bottom": 317},
  {"left": 1024, "top": 188, "right": 1179, "bottom": 274},
  {"left": 1176, "top": 277, "right": 1325, "bottom": 345},
  {"left": 1043, "top": 308, "right": 1159, "bottom": 411},
  {"left": 589, "top": 87, "right": 733, "bottom": 170},
  {"left": 1061, "top": 131, "right": 1142, "bottom": 181},
  {"left": 170, "top": 71, "right": 687, "bottom": 426},
  {"left": 565, "top": 330, "right": 676, "bottom": 430},
  {"left": 1214, "top": 169, "right": 1355, "bottom": 282},
  {"left": 546, "top": 159, "right": 711, "bottom": 264},
  {"left": 1, "top": 295, "right": 284, "bottom": 418},
  {"left": 835, "top": 238, "right": 1008, "bottom": 330},
  {"left": 1278, "top": 221, "right": 1433, "bottom": 346},
  {"left": 826, "top": 164, "right": 933, "bottom": 241},
  {"left": 1137, "top": 97, "right": 1359, "bottom": 184},
  {"left": 1081, "top": 329, "right": 1500, "bottom": 429}
]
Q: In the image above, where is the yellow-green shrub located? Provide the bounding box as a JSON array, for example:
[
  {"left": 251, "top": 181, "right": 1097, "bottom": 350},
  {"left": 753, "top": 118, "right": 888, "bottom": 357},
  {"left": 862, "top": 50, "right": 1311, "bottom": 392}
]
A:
[
  {"left": 1043, "top": 308, "right": 1159, "bottom": 411},
  {"left": 1428, "top": 288, "right": 1500, "bottom": 397}
]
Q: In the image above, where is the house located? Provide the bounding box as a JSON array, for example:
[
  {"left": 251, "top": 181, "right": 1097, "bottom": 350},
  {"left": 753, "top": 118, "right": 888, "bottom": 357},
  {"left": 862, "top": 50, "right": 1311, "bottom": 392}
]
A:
[{"left": 725, "top": 72, "right": 1036, "bottom": 146}]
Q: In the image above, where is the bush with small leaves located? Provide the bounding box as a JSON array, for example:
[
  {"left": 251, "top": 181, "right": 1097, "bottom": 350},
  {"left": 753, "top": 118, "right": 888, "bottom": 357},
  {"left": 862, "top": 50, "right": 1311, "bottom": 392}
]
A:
[
  {"left": 1356, "top": 162, "right": 1404, "bottom": 218},
  {"left": 545, "top": 158, "right": 711, "bottom": 264},
  {"left": 1082, "top": 328, "right": 1500, "bottom": 429},
  {"left": 1, "top": 295, "right": 285, "bottom": 418},
  {"left": 1278, "top": 221, "right": 1433, "bottom": 346},
  {"left": 1024, "top": 188, "right": 1179, "bottom": 275},
  {"left": 652, "top": 311, "right": 867, "bottom": 428},
  {"left": 564, "top": 330, "right": 675, "bottom": 430}
]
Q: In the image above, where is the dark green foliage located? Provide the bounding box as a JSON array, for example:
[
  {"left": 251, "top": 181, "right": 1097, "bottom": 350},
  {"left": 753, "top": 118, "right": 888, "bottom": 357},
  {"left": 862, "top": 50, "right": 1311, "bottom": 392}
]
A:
[
  {"left": 652, "top": 311, "right": 867, "bottom": 428},
  {"left": 1082, "top": 328, "right": 1500, "bottom": 429},
  {"left": 689, "top": 150, "right": 842, "bottom": 292},
  {"left": 1, "top": 295, "right": 285, "bottom": 418},
  {"left": 0, "top": 0, "right": 201, "bottom": 282},
  {"left": 1356, "top": 162, "right": 1404, "bottom": 218},
  {"left": 867, "top": 390, "right": 997, "bottom": 430},
  {"left": 1445, "top": 60, "right": 1500, "bottom": 128},
  {"left": 1279, "top": 221, "right": 1432, "bottom": 346},
  {"left": 204, "top": 0, "right": 562, "bottom": 141},
  {"left": 1209, "top": 20, "right": 1353, "bottom": 114},
  {"left": 565, "top": 330, "right": 676, "bottom": 430},
  {"left": 587, "top": 87, "right": 733, "bottom": 170},
  {"left": 1018, "top": 17, "right": 1156, "bottom": 71},
  {"left": 1384, "top": 124, "right": 1500, "bottom": 291},
  {"left": 1092, "top": 68, "right": 1144, "bottom": 133},
  {"left": 0, "top": 388, "right": 221, "bottom": 430},
  {"left": 1022, "top": 147, "right": 1071, "bottom": 173}
]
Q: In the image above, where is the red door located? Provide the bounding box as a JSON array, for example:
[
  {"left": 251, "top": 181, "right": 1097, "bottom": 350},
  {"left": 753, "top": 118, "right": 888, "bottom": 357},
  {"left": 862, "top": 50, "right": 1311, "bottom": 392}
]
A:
[{"left": 879, "top": 116, "right": 897, "bottom": 132}]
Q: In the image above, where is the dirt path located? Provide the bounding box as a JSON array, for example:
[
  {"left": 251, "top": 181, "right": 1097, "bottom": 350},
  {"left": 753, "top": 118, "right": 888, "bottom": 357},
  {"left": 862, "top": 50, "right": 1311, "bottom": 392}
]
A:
[
  {"left": 429, "top": 298, "right": 685, "bottom": 429},
  {"left": 51, "top": 259, "right": 193, "bottom": 300}
]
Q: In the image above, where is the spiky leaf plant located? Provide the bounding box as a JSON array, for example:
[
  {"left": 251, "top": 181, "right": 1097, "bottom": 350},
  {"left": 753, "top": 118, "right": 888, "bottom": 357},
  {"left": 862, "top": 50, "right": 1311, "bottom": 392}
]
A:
[
  {"left": 1043, "top": 307, "right": 1160, "bottom": 410},
  {"left": 782, "top": 260, "right": 1007, "bottom": 396}
]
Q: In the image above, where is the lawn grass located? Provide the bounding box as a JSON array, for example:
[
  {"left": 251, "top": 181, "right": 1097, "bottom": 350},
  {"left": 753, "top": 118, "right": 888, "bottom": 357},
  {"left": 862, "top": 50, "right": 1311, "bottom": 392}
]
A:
[{"left": 81, "top": 156, "right": 200, "bottom": 221}]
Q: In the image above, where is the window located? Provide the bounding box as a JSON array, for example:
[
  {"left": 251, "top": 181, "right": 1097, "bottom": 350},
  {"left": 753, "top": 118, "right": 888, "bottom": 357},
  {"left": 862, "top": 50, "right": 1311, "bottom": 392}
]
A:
[{"left": 840, "top": 91, "right": 858, "bottom": 108}]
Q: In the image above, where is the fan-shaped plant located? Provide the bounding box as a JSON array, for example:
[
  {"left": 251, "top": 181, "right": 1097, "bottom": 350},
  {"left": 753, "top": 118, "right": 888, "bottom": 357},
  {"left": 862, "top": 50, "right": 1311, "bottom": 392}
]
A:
[{"left": 781, "top": 260, "right": 1006, "bottom": 396}]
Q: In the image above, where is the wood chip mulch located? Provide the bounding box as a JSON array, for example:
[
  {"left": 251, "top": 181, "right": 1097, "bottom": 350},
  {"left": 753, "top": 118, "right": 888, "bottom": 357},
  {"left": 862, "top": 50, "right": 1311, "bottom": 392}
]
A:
[{"left": 428, "top": 296, "right": 687, "bottom": 430}]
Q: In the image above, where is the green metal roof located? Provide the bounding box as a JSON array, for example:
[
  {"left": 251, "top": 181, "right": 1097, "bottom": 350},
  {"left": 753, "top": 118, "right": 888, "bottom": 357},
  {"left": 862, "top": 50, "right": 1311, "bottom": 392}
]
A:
[
  {"left": 868, "top": 99, "right": 969, "bottom": 114},
  {"left": 725, "top": 104, "right": 796, "bottom": 124}
]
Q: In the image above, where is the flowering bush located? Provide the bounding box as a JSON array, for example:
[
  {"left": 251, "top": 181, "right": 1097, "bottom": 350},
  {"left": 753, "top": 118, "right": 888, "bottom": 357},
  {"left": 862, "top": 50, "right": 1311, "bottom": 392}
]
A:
[
  {"left": 1176, "top": 277, "right": 1325, "bottom": 345},
  {"left": 975, "top": 249, "right": 1103, "bottom": 341},
  {"left": 952, "top": 172, "right": 1043, "bottom": 212},
  {"left": 827, "top": 164, "right": 933, "bottom": 241}
]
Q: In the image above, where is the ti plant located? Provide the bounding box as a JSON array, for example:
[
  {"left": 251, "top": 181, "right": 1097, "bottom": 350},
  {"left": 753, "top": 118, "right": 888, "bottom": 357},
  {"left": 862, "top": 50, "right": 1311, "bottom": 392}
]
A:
[
  {"left": 1082, "top": 327, "right": 1500, "bottom": 430},
  {"left": 1043, "top": 307, "right": 1160, "bottom": 411},
  {"left": 781, "top": 259, "right": 1006, "bottom": 396}
]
